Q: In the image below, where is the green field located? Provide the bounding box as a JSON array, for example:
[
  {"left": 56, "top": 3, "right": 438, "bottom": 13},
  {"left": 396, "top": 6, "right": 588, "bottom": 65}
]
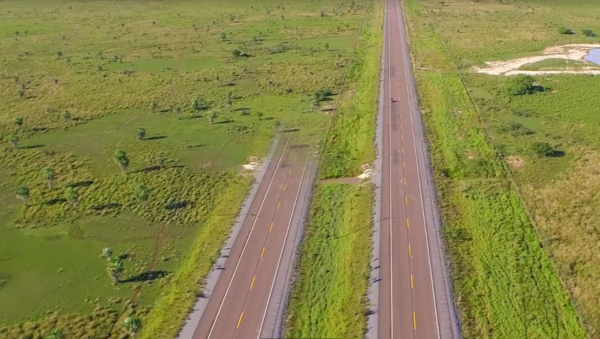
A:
[
  {"left": 0, "top": 0, "right": 369, "bottom": 337},
  {"left": 405, "top": 0, "right": 600, "bottom": 337},
  {"left": 284, "top": 0, "right": 382, "bottom": 336}
]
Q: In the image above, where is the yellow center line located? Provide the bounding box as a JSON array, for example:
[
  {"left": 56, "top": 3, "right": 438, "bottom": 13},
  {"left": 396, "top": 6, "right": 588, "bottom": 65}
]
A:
[
  {"left": 277, "top": 202, "right": 280, "bottom": 210},
  {"left": 283, "top": 184, "right": 286, "bottom": 191},
  {"left": 404, "top": 177, "right": 406, "bottom": 185},
  {"left": 409, "top": 244, "right": 412, "bottom": 256},
  {"left": 403, "top": 161, "right": 405, "bottom": 169},
  {"left": 407, "top": 218, "right": 410, "bottom": 228},
  {"left": 269, "top": 223, "right": 273, "bottom": 232},
  {"left": 261, "top": 247, "right": 265, "bottom": 258},
  {"left": 405, "top": 196, "right": 408, "bottom": 205},
  {"left": 237, "top": 313, "right": 244, "bottom": 329},
  {"left": 402, "top": 146, "right": 404, "bottom": 153},
  {"left": 250, "top": 276, "right": 256, "bottom": 290},
  {"left": 411, "top": 274, "right": 414, "bottom": 289},
  {"left": 413, "top": 313, "right": 417, "bottom": 330}
]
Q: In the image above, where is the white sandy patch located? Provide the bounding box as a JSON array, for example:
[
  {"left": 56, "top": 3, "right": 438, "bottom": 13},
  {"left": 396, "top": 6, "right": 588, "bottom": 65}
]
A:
[
  {"left": 242, "top": 156, "right": 261, "bottom": 172},
  {"left": 358, "top": 163, "right": 374, "bottom": 180},
  {"left": 472, "top": 44, "right": 600, "bottom": 76}
]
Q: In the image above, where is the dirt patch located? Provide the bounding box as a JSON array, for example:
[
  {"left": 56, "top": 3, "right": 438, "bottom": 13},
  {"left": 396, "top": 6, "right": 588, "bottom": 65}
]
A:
[
  {"left": 241, "top": 156, "right": 261, "bottom": 172},
  {"left": 506, "top": 156, "right": 525, "bottom": 168},
  {"left": 472, "top": 44, "right": 600, "bottom": 76}
]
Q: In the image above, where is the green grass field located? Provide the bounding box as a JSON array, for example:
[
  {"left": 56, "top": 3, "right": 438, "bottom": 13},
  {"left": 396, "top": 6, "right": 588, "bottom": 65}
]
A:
[
  {"left": 404, "top": 0, "right": 590, "bottom": 337},
  {"left": 0, "top": 0, "right": 369, "bottom": 337},
  {"left": 284, "top": 0, "right": 382, "bottom": 336}
]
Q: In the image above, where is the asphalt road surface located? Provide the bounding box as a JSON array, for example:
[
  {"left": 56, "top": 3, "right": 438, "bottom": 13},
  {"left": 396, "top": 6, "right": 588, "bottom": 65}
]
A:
[
  {"left": 191, "top": 138, "right": 312, "bottom": 339},
  {"left": 378, "top": 0, "right": 460, "bottom": 338}
]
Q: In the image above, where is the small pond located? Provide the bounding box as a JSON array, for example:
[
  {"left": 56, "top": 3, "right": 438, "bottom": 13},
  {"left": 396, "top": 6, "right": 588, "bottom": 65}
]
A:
[{"left": 584, "top": 49, "right": 600, "bottom": 65}]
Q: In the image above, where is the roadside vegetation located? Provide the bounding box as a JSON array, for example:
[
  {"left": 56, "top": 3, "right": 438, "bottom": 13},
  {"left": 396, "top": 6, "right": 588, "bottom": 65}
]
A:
[
  {"left": 284, "top": 0, "right": 383, "bottom": 337},
  {"left": 404, "top": 0, "right": 588, "bottom": 337},
  {"left": 0, "top": 0, "right": 369, "bottom": 337}
]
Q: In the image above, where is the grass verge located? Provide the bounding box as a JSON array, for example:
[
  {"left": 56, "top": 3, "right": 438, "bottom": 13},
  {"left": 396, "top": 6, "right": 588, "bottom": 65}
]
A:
[
  {"left": 284, "top": 0, "right": 383, "bottom": 336},
  {"left": 402, "top": 0, "right": 587, "bottom": 337}
]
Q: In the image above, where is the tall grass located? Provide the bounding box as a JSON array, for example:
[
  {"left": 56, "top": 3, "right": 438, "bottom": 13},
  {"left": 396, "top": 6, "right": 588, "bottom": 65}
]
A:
[{"left": 403, "top": 0, "right": 586, "bottom": 337}]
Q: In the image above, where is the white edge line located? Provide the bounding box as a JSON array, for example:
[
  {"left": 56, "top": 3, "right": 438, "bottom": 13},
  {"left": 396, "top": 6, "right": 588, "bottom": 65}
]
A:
[
  {"left": 207, "top": 138, "right": 291, "bottom": 339},
  {"left": 395, "top": 2, "right": 441, "bottom": 338},
  {"left": 387, "top": 0, "right": 395, "bottom": 337},
  {"left": 257, "top": 144, "right": 312, "bottom": 338}
]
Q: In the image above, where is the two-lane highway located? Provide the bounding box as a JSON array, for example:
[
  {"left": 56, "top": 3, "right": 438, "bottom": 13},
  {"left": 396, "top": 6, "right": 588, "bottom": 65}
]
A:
[
  {"left": 191, "top": 139, "right": 312, "bottom": 339},
  {"left": 377, "top": 0, "right": 459, "bottom": 338}
]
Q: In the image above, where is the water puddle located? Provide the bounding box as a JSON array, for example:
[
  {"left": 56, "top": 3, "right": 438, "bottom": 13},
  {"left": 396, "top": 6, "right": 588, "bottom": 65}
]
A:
[{"left": 584, "top": 49, "right": 600, "bottom": 65}]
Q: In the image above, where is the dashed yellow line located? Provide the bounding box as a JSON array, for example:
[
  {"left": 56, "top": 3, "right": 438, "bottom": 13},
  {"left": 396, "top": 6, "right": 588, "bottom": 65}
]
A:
[
  {"left": 237, "top": 313, "right": 244, "bottom": 328},
  {"left": 277, "top": 202, "right": 280, "bottom": 210},
  {"left": 413, "top": 313, "right": 417, "bottom": 330},
  {"left": 402, "top": 146, "right": 404, "bottom": 153},
  {"left": 283, "top": 184, "right": 286, "bottom": 191},
  {"left": 269, "top": 223, "right": 273, "bottom": 232},
  {"left": 409, "top": 244, "right": 412, "bottom": 256},
  {"left": 261, "top": 247, "right": 266, "bottom": 258},
  {"left": 403, "top": 161, "right": 405, "bottom": 169},
  {"left": 250, "top": 276, "right": 256, "bottom": 290},
  {"left": 404, "top": 177, "right": 406, "bottom": 185},
  {"left": 411, "top": 274, "right": 414, "bottom": 289},
  {"left": 405, "top": 196, "right": 408, "bottom": 205},
  {"left": 407, "top": 218, "right": 410, "bottom": 228}
]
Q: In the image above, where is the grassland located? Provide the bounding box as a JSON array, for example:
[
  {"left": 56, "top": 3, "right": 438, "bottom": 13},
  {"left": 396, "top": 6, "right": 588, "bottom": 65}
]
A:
[
  {"left": 403, "top": 0, "right": 588, "bottom": 337},
  {"left": 0, "top": 0, "right": 369, "bottom": 337},
  {"left": 284, "top": 0, "right": 382, "bottom": 337}
]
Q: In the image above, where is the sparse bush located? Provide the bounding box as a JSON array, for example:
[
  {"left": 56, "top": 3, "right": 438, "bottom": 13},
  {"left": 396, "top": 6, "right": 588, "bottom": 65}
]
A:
[
  {"left": 559, "top": 27, "right": 574, "bottom": 34},
  {"left": 582, "top": 29, "right": 596, "bottom": 37},
  {"left": 136, "top": 128, "right": 146, "bottom": 140},
  {"left": 531, "top": 141, "right": 554, "bottom": 157},
  {"left": 232, "top": 49, "right": 241, "bottom": 57},
  {"left": 220, "top": 32, "right": 226, "bottom": 41},
  {"left": 506, "top": 74, "right": 535, "bottom": 95},
  {"left": 13, "top": 117, "right": 23, "bottom": 127}
]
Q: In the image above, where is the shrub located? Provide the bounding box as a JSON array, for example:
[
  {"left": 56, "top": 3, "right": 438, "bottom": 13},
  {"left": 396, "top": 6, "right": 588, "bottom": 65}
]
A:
[
  {"left": 531, "top": 141, "right": 554, "bottom": 157},
  {"left": 506, "top": 74, "right": 535, "bottom": 96},
  {"left": 231, "top": 49, "right": 241, "bottom": 57},
  {"left": 582, "top": 29, "right": 596, "bottom": 37},
  {"left": 559, "top": 27, "right": 574, "bottom": 35}
]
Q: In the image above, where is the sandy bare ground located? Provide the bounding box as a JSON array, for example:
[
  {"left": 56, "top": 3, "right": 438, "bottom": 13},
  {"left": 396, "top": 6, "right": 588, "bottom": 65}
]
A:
[{"left": 472, "top": 44, "right": 600, "bottom": 76}]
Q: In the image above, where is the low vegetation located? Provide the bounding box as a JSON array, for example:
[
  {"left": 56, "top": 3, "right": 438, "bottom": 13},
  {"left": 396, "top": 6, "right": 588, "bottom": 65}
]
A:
[
  {"left": 285, "top": 184, "right": 373, "bottom": 338},
  {"left": 0, "top": 0, "right": 369, "bottom": 336},
  {"left": 285, "top": 0, "right": 382, "bottom": 337},
  {"left": 404, "top": 0, "right": 586, "bottom": 337}
]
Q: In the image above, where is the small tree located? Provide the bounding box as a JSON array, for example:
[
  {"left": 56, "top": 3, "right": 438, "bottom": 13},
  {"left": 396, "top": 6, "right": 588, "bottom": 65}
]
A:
[
  {"left": 220, "top": 32, "right": 226, "bottom": 41},
  {"left": 43, "top": 167, "right": 55, "bottom": 189},
  {"left": 62, "top": 111, "right": 71, "bottom": 120},
  {"left": 17, "top": 89, "right": 24, "bottom": 99},
  {"left": 559, "top": 27, "right": 574, "bottom": 35},
  {"left": 45, "top": 329, "right": 65, "bottom": 339},
  {"left": 157, "top": 156, "right": 167, "bottom": 169},
  {"left": 16, "top": 186, "right": 29, "bottom": 206},
  {"left": 232, "top": 49, "right": 242, "bottom": 57},
  {"left": 310, "top": 98, "right": 320, "bottom": 111},
  {"left": 114, "top": 150, "right": 130, "bottom": 173},
  {"left": 175, "top": 106, "right": 182, "bottom": 119},
  {"left": 226, "top": 97, "right": 233, "bottom": 111},
  {"left": 135, "top": 184, "right": 150, "bottom": 202},
  {"left": 320, "top": 9, "right": 325, "bottom": 17},
  {"left": 506, "top": 74, "right": 535, "bottom": 96},
  {"left": 136, "top": 128, "right": 146, "bottom": 140},
  {"left": 531, "top": 141, "right": 554, "bottom": 157},
  {"left": 150, "top": 102, "right": 157, "bottom": 113},
  {"left": 102, "top": 247, "right": 113, "bottom": 259},
  {"left": 324, "top": 42, "right": 329, "bottom": 51},
  {"left": 56, "top": 51, "right": 63, "bottom": 59},
  {"left": 106, "top": 256, "right": 124, "bottom": 285},
  {"left": 13, "top": 117, "right": 23, "bottom": 127},
  {"left": 8, "top": 134, "right": 19, "bottom": 148},
  {"left": 257, "top": 112, "right": 264, "bottom": 120},
  {"left": 122, "top": 316, "right": 141, "bottom": 338},
  {"left": 208, "top": 111, "right": 216, "bottom": 125},
  {"left": 66, "top": 187, "right": 78, "bottom": 206}
]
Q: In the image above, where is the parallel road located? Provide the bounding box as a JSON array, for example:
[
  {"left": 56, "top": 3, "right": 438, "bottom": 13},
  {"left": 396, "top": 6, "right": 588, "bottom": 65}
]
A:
[
  {"left": 192, "top": 138, "right": 312, "bottom": 339},
  {"left": 378, "top": 0, "right": 459, "bottom": 338}
]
